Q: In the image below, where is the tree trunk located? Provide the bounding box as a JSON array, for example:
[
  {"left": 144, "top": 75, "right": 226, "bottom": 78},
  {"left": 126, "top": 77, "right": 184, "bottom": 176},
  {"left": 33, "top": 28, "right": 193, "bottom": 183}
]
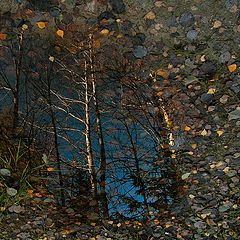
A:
[{"left": 89, "top": 37, "right": 109, "bottom": 217}]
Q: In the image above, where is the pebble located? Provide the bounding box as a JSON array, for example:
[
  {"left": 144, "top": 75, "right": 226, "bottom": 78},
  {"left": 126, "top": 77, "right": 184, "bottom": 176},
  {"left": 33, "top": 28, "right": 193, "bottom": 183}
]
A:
[
  {"left": 186, "top": 30, "right": 198, "bottom": 41},
  {"left": 200, "top": 93, "right": 214, "bottom": 103},
  {"left": 199, "top": 61, "right": 217, "bottom": 75},
  {"left": 179, "top": 12, "right": 195, "bottom": 27},
  {"left": 219, "top": 51, "right": 231, "bottom": 63},
  {"left": 133, "top": 45, "right": 148, "bottom": 58},
  {"left": 109, "top": 0, "right": 126, "bottom": 14}
]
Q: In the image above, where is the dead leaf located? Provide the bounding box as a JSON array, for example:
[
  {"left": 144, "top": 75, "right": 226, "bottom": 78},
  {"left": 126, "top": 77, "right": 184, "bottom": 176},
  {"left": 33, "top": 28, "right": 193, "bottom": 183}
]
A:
[
  {"left": 56, "top": 29, "right": 64, "bottom": 38},
  {"left": 184, "top": 126, "right": 191, "bottom": 131},
  {"left": 144, "top": 11, "right": 156, "bottom": 20},
  {"left": 0, "top": 32, "right": 7, "bottom": 40},
  {"left": 207, "top": 88, "right": 216, "bottom": 94},
  {"left": 36, "top": 21, "right": 47, "bottom": 29},
  {"left": 47, "top": 167, "right": 54, "bottom": 172},
  {"left": 100, "top": 29, "right": 109, "bottom": 36},
  {"left": 92, "top": 39, "right": 101, "bottom": 48},
  {"left": 213, "top": 20, "right": 222, "bottom": 28},
  {"left": 156, "top": 68, "right": 169, "bottom": 78},
  {"left": 191, "top": 143, "right": 197, "bottom": 149},
  {"left": 228, "top": 64, "right": 237, "bottom": 72}
]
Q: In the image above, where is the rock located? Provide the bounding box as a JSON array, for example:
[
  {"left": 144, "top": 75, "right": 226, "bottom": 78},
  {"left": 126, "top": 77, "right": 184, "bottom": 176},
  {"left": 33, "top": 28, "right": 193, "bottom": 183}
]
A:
[
  {"left": 98, "top": 11, "right": 116, "bottom": 21},
  {"left": 120, "top": 20, "right": 133, "bottom": 34},
  {"left": 167, "top": 16, "right": 178, "bottom": 27},
  {"left": 50, "top": 6, "right": 61, "bottom": 17},
  {"left": 199, "top": 61, "right": 217, "bottom": 75},
  {"left": 179, "top": 12, "right": 195, "bottom": 27},
  {"left": 133, "top": 45, "right": 148, "bottom": 58},
  {"left": 132, "top": 33, "right": 146, "bottom": 45},
  {"left": 200, "top": 93, "right": 214, "bottom": 103},
  {"left": 144, "top": 11, "right": 156, "bottom": 20},
  {"left": 219, "top": 51, "right": 231, "bottom": 63},
  {"left": 186, "top": 30, "right": 198, "bottom": 41},
  {"left": 109, "top": 0, "right": 126, "bottom": 14}
]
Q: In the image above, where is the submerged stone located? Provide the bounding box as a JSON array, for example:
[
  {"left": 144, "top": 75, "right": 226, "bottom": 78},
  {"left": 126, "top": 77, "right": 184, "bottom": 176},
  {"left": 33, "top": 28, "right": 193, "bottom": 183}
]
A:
[{"left": 133, "top": 45, "right": 148, "bottom": 58}]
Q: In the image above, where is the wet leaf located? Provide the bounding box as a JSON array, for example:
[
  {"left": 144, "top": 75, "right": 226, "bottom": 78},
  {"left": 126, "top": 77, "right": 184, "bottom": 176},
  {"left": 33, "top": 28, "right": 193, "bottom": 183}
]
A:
[
  {"left": 181, "top": 172, "right": 191, "bottom": 180},
  {"left": 0, "top": 168, "right": 11, "bottom": 176},
  {"left": 0, "top": 32, "right": 7, "bottom": 40},
  {"left": 100, "top": 29, "right": 110, "bottom": 36},
  {"left": 56, "top": 29, "right": 64, "bottom": 38},
  {"left": 228, "top": 64, "right": 237, "bottom": 72},
  {"left": 156, "top": 68, "right": 169, "bottom": 78},
  {"left": 36, "top": 21, "right": 47, "bottom": 29},
  {"left": 92, "top": 39, "right": 101, "bottom": 48},
  {"left": 47, "top": 167, "right": 54, "bottom": 172},
  {"left": 213, "top": 20, "right": 222, "bottom": 28},
  {"left": 207, "top": 88, "right": 216, "bottom": 94}
]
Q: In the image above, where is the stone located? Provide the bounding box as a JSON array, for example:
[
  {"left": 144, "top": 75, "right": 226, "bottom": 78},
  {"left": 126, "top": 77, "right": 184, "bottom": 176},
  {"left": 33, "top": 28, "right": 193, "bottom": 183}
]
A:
[
  {"left": 133, "top": 45, "right": 148, "bottom": 58},
  {"left": 132, "top": 33, "right": 146, "bottom": 45},
  {"left": 199, "top": 61, "right": 217, "bottom": 75},
  {"left": 179, "top": 12, "right": 195, "bottom": 27},
  {"left": 186, "top": 30, "right": 198, "bottom": 41},
  {"left": 109, "top": 0, "right": 126, "bottom": 14},
  {"left": 219, "top": 51, "right": 231, "bottom": 63},
  {"left": 200, "top": 93, "right": 214, "bottom": 103}
]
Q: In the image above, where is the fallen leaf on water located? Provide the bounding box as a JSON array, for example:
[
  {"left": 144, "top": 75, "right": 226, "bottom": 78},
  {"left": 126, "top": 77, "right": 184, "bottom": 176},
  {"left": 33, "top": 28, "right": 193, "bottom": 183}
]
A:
[
  {"left": 156, "top": 68, "right": 169, "bottom": 78},
  {"left": 181, "top": 172, "right": 191, "bottom": 180},
  {"left": 144, "top": 11, "right": 156, "bottom": 20},
  {"left": 228, "top": 64, "right": 237, "bottom": 72},
  {"left": 36, "top": 21, "right": 47, "bottom": 29},
  {"left": 207, "top": 88, "right": 216, "bottom": 94},
  {"left": 201, "top": 129, "right": 208, "bottom": 136},
  {"left": 92, "top": 39, "right": 101, "bottom": 48},
  {"left": 191, "top": 143, "right": 197, "bottom": 149},
  {"left": 184, "top": 126, "right": 191, "bottom": 131},
  {"left": 0, "top": 32, "right": 7, "bottom": 40},
  {"left": 56, "top": 29, "right": 64, "bottom": 38},
  {"left": 47, "top": 167, "right": 55, "bottom": 172},
  {"left": 217, "top": 129, "right": 224, "bottom": 136},
  {"left": 213, "top": 20, "right": 222, "bottom": 28},
  {"left": 100, "top": 29, "right": 109, "bottom": 36}
]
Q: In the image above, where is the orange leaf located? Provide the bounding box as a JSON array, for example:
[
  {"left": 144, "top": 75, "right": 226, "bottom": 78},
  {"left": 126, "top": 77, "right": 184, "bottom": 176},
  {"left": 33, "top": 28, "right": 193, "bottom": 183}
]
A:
[
  {"left": 156, "top": 68, "right": 169, "bottom": 79},
  {"left": 27, "top": 189, "right": 34, "bottom": 197},
  {"left": 228, "top": 64, "right": 237, "bottom": 72},
  {"left": 47, "top": 167, "right": 54, "bottom": 172},
  {"left": 100, "top": 29, "right": 109, "bottom": 36},
  {"left": 36, "top": 21, "right": 47, "bottom": 29},
  {"left": 56, "top": 29, "right": 64, "bottom": 38},
  {"left": 92, "top": 39, "right": 101, "bottom": 49},
  {"left": 0, "top": 32, "right": 7, "bottom": 40}
]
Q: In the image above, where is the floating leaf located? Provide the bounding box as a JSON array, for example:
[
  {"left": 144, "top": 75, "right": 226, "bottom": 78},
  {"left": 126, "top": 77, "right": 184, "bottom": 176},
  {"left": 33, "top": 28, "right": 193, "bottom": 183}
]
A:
[
  {"left": 42, "top": 153, "right": 48, "bottom": 163},
  {"left": 216, "top": 130, "right": 224, "bottom": 136},
  {"left": 156, "top": 68, "right": 169, "bottom": 78},
  {"left": 228, "top": 63, "right": 237, "bottom": 72},
  {"left": 47, "top": 167, "right": 54, "bottom": 172},
  {"left": 21, "top": 24, "right": 28, "bottom": 31},
  {"left": 207, "top": 88, "right": 216, "bottom": 94},
  {"left": 191, "top": 143, "right": 197, "bottom": 149},
  {"left": 36, "top": 21, "right": 47, "bottom": 29},
  {"left": 7, "top": 187, "right": 18, "bottom": 196},
  {"left": 0, "top": 32, "right": 7, "bottom": 40},
  {"left": 0, "top": 169, "right": 11, "bottom": 176},
  {"left": 228, "top": 109, "right": 240, "bottom": 120},
  {"left": 100, "top": 29, "right": 110, "bottom": 36},
  {"left": 213, "top": 20, "right": 222, "bottom": 28},
  {"left": 184, "top": 126, "right": 191, "bottom": 131},
  {"left": 56, "top": 29, "right": 64, "bottom": 38},
  {"left": 144, "top": 11, "right": 156, "bottom": 20},
  {"left": 181, "top": 172, "right": 191, "bottom": 180}
]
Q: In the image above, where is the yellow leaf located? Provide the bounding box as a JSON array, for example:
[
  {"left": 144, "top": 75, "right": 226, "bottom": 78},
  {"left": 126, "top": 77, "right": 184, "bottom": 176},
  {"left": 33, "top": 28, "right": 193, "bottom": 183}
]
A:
[
  {"left": 0, "top": 32, "right": 7, "bottom": 40},
  {"left": 156, "top": 68, "right": 169, "bottom": 78},
  {"left": 191, "top": 143, "right": 197, "bottom": 149},
  {"left": 213, "top": 20, "right": 222, "bottom": 28},
  {"left": 165, "top": 223, "right": 172, "bottom": 228},
  {"left": 47, "top": 167, "right": 54, "bottom": 172},
  {"left": 56, "top": 29, "right": 64, "bottom": 38},
  {"left": 100, "top": 29, "right": 109, "bottom": 36},
  {"left": 184, "top": 126, "right": 191, "bottom": 131},
  {"left": 217, "top": 130, "right": 224, "bottom": 136},
  {"left": 36, "top": 21, "right": 47, "bottom": 29},
  {"left": 201, "top": 129, "right": 208, "bottom": 136},
  {"left": 207, "top": 88, "right": 216, "bottom": 94},
  {"left": 228, "top": 64, "right": 237, "bottom": 72},
  {"left": 27, "top": 189, "right": 34, "bottom": 197},
  {"left": 90, "top": 222, "right": 96, "bottom": 226},
  {"left": 67, "top": 46, "right": 78, "bottom": 54},
  {"left": 22, "top": 24, "right": 28, "bottom": 31}
]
